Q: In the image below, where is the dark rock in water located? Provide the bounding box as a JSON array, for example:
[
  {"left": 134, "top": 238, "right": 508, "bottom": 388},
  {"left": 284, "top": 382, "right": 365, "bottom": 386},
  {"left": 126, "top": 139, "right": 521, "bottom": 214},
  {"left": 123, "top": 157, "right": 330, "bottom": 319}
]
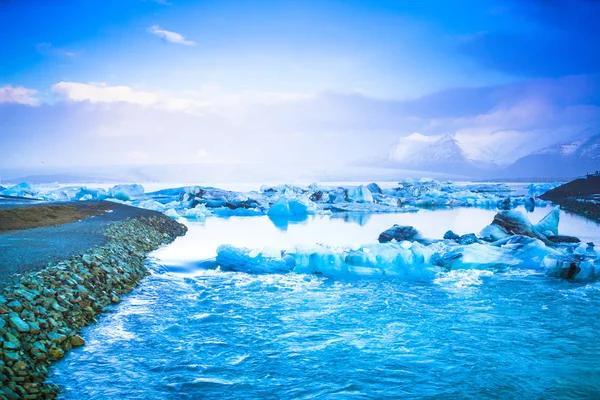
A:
[
  {"left": 546, "top": 235, "right": 581, "bottom": 244},
  {"left": 540, "top": 175, "right": 600, "bottom": 200},
  {"left": 378, "top": 225, "right": 420, "bottom": 243},
  {"left": 497, "top": 197, "right": 513, "bottom": 210},
  {"left": 587, "top": 242, "right": 595, "bottom": 251},
  {"left": 539, "top": 175, "right": 600, "bottom": 221},
  {"left": 492, "top": 211, "right": 538, "bottom": 237},
  {"left": 561, "top": 262, "right": 581, "bottom": 279},
  {"left": 431, "top": 248, "right": 463, "bottom": 268},
  {"left": 524, "top": 197, "right": 535, "bottom": 212},
  {"left": 458, "top": 233, "right": 479, "bottom": 245},
  {"left": 443, "top": 230, "right": 460, "bottom": 240},
  {"left": 366, "top": 183, "right": 383, "bottom": 194},
  {"left": 309, "top": 191, "right": 324, "bottom": 202}
]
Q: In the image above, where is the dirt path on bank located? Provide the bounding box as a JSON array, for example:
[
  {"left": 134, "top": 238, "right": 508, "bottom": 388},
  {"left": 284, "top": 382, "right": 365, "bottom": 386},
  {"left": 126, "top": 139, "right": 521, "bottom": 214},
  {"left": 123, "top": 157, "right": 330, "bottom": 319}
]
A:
[{"left": 0, "top": 201, "right": 164, "bottom": 286}]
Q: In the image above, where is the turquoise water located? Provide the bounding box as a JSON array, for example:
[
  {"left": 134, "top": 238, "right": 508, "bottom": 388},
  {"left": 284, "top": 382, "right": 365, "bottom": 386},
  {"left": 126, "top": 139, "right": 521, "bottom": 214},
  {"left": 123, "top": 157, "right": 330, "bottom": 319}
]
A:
[{"left": 49, "top": 208, "right": 600, "bottom": 399}]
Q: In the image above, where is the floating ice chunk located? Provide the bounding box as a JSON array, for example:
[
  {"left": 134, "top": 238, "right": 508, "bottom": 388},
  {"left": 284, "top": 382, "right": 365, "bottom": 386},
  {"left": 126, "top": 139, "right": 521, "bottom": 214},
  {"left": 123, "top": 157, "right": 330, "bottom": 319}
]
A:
[
  {"left": 42, "top": 186, "right": 109, "bottom": 202},
  {"left": 267, "top": 197, "right": 315, "bottom": 217},
  {"left": 164, "top": 208, "right": 181, "bottom": 219},
  {"left": 534, "top": 206, "right": 560, "bottom": 236},
  {"left": 528, "top": 182, "right": 563, "bottom": 196},
  {"left": 0, "top": 182, "right": 39, "bottom": 198},
  {"left": 345, "top": 185, "right": 373, "bottom": 203},
  {"left": 542, "top": 256, "right": 600, "bottom": 281},
  {"left": 184, "top": 205, "right": 210, "bottom": 220},
  {"left": 108, "top": 184, "right": 145, "bottom": 201},
  {"left": 136, "top": 199, "right": 167, "bottom": 212},
  {"left": 216, "top": 245, "right": 294, "bottom": 274}
]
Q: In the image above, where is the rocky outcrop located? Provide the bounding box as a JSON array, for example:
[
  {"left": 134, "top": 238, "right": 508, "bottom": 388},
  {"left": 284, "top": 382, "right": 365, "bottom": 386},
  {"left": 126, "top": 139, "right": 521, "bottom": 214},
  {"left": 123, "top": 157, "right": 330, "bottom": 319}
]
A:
[
  {"left": 540, "top": 175, "right": 600, "bottom": 221},
  {"left": 0, "top": 215, "right": 186, "bottom": 399},
  {"left": 378, "top": 225, "right": 421, "bottom": 243}
]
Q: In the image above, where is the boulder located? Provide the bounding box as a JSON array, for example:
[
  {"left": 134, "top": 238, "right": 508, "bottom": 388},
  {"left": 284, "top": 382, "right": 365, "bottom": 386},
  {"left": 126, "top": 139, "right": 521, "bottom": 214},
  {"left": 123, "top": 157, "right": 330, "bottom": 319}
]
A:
[
  {"left": 378, "top": 225, "right": 420, "bottom": 243},
  {"left": 458, "top": 233, "right": 479, "bottom": 245},
  {"left": 443, "top": 230, "right": 460, "bottom": 240},
  {"left": 546, "top": 235, "right": 581, "bottom": 244}
]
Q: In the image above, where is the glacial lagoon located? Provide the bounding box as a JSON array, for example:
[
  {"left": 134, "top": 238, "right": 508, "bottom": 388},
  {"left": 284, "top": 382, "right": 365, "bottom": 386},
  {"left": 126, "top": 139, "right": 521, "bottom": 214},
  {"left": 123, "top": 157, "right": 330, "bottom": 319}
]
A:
[{"left": 48, "top": 205, "right": 600, "bottom": 399}]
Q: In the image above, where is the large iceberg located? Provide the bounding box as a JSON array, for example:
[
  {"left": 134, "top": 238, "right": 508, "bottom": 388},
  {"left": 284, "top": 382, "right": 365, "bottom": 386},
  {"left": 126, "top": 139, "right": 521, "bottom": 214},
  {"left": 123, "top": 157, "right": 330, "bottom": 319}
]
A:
[
  {"left": 216, "top": 235, "right": 597, "bottom": 281},
  {"left": 267, "top": 197, "right": 316, "bottom": 217},
  {"left": 0, "top": 182, "right": 39, "bottom": 198},
  {"left": 108, "top": 184, "right": 145, "bottom": 201},
  {"left": 215, "top": 236, "right": 574, "bottom": 280},
  {"left": 216, "top": 207, "right": 598, "bottom": 281}
]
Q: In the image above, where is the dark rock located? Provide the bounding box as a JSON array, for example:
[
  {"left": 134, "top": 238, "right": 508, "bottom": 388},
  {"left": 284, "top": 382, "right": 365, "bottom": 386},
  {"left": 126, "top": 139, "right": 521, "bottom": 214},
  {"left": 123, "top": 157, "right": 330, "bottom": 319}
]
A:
[
  {"left": 458, "top": 233, "right": 479, "bottom": 245},
  {"left": 546, "top": 235, "right": 581, "bottom": 244},
  {"left": 492, "top": 211, "right": 537, "bottom": 237},
  {"left": 560, "top": 262, "right": 581, "bottom": 279},
  {"left": 443, "top": 230, "right": 460, "bottom": 240},
  {"left": 309, "top": 191, "right": 324, "bottom": 202},
  {"left": 378, "top": 225, "right": 420, "bottom": 243}
]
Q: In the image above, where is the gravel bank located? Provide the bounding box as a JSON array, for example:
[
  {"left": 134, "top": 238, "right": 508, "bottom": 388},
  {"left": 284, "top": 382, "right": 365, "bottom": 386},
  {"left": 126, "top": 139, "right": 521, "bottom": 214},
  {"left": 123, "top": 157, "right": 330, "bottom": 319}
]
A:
[{"left": 0, "top": 214, "right": 186, "bottom": 399}]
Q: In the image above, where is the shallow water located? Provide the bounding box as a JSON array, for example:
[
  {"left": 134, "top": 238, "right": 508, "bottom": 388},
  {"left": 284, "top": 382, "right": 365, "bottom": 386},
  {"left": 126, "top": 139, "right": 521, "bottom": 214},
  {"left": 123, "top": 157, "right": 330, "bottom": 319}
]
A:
[{"left": 49, "top": 207, "right": 600, "bottom": 399}]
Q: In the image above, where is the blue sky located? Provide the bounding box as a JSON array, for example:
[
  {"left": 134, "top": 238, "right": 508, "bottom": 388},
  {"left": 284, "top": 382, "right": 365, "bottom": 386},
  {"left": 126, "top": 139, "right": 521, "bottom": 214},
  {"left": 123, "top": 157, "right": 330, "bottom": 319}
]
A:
[{"left": 1, "top": 0, "right": 599, "bottom": 172}]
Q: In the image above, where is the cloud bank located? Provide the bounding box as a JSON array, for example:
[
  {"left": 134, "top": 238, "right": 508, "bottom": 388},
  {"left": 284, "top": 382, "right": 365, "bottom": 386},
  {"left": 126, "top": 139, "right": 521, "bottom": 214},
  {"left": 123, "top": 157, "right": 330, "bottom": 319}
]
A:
[{"left": 2, "top": 74, "right": 598, "bottom": 172}]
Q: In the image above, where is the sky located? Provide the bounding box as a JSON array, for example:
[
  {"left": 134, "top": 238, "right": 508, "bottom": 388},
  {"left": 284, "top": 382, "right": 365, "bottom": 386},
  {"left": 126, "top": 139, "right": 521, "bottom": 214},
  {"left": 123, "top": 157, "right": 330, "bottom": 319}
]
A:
[{"left": 0, "top": 0, "right": 599, "bottom": 179}]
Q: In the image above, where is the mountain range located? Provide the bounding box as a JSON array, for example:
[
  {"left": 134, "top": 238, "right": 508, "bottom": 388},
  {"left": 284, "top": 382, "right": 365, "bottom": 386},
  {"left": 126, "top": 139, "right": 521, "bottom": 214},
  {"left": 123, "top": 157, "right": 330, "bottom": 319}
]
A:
[{"left": 366, "top": 132, "right": 600, "bottom": 180}]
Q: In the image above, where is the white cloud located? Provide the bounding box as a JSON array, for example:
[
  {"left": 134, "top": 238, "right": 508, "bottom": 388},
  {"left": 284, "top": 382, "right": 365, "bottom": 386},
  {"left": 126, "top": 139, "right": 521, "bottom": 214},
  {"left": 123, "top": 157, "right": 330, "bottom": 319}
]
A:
[
  {"left": 0, "top": 85, "right": 39, "bottom": 106},
  {"left": 52, "top": 82, "right": 159, "bottom": 105},
  {"left": 148, "top": 25, "right": 195, "bottom": 46},
  {"left": 51, "top": 81, "right": 309, "bottom": 113}
]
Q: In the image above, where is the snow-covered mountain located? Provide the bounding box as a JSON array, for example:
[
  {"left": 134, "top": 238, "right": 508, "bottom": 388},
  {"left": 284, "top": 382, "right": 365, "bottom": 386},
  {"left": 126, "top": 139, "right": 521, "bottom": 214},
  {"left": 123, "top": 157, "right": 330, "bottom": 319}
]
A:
[
  {"left": 362, "top": 130, "right": 599, "bottom": 179},
  {"left": 499, "top": 133, "right": 600, "bottom": 179},
  {"left": 370, "top": 133, "right": 492, "bottom": 176}
]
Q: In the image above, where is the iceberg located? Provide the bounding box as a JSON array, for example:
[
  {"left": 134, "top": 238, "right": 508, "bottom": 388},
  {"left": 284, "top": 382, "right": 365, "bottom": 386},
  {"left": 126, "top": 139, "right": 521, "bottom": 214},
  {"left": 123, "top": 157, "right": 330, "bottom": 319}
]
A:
[
  {"left": 164, "top": 208, "right": 181, "bottom": 219},
  {"left": 528, "top": 182, "right": 563, "bottom": 196},
  {"left": 216, "top": 245, "right": 295, "bottom": 274},
  {"left": 0, "top": 182, "right": 39, "bottom": 198},
  {"left": 215, "top": 236, "right": 566, "bottom": 280},
  {"left": 267, "top": 197, "right": 315, "bottom": 217},
  {"left": 184, "top": 205, "right": 210, "bottom": 220},
  {"left": 344, "top": 185, "right": 374, "bottom": 203},
  {"left": 135, "top": 199, "right": 167, "bottom": 212},
  {"left": 108, "top": 184, "right": 145, "bottom": 201},
  {"left": 534, "top": 206, "right": 560, "bottom": 236}
]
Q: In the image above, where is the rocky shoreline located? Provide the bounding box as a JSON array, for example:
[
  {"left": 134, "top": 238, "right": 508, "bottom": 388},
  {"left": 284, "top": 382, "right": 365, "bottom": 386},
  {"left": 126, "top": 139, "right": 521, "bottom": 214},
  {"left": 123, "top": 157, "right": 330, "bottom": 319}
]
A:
[
  {"left": 540, "top": 175, "right": 600, "bottom": 222},
  {"left": 0, "top": 214, "right": 186, "bottom": 399}
]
